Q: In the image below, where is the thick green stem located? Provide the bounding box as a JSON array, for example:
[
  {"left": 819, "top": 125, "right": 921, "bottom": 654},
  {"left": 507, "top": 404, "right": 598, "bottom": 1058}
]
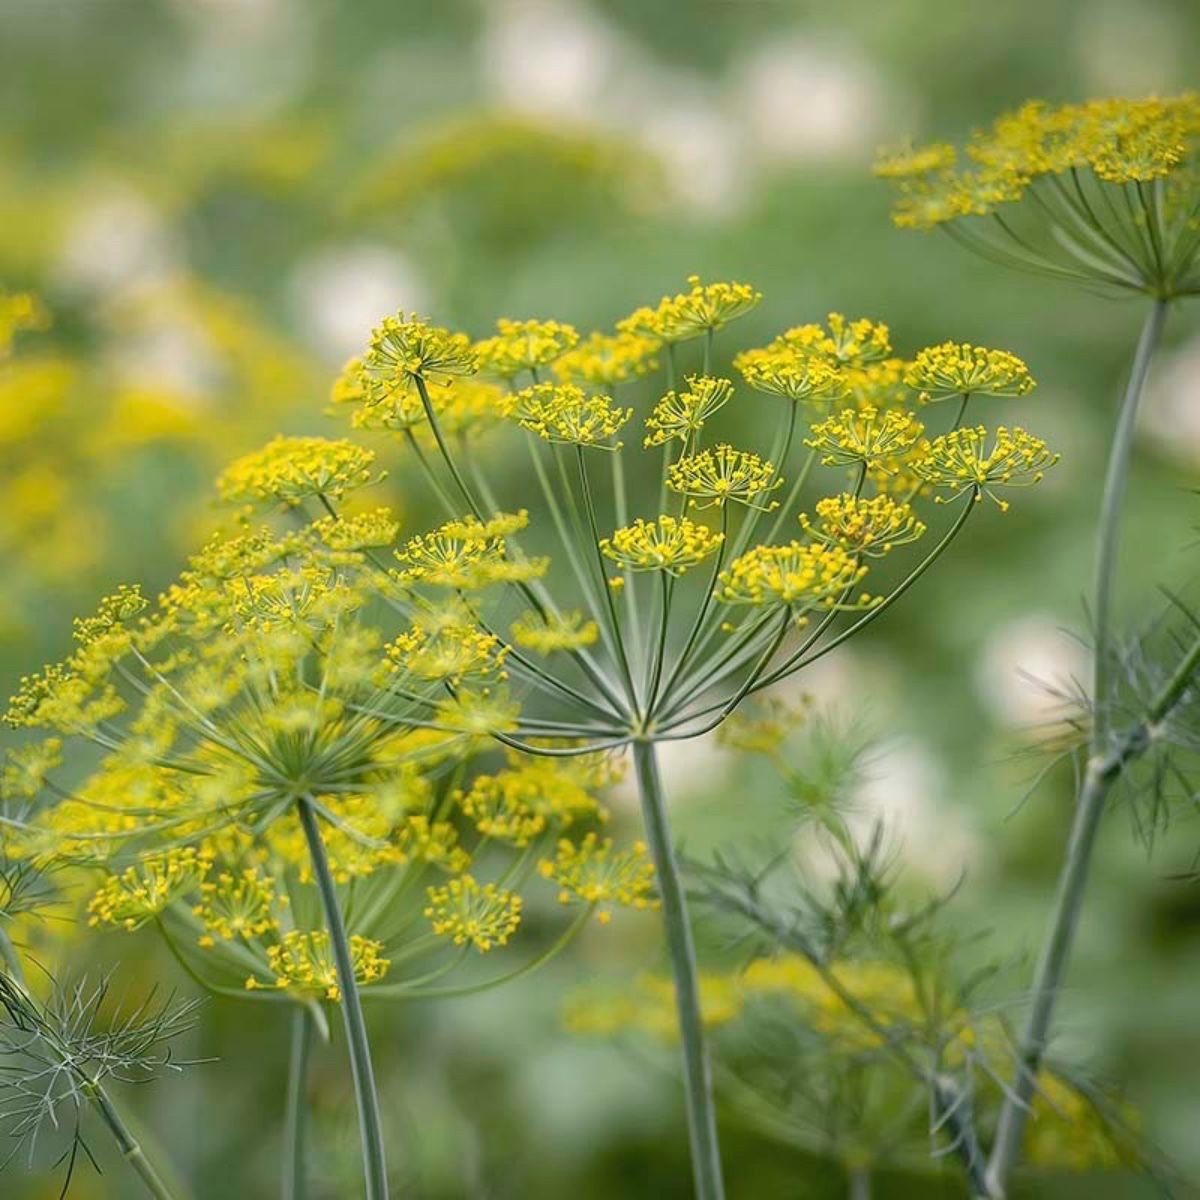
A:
[
  {"left": 297, "top": 797, "right": 389, "bottom": 1200},
  {"left": 632, "top": 742, "right": 725, "bottom": 1200},
  {"left": 848, "top": 1167, "right": 871, "bottom": 1200},
  {"left": 282, "top": 1006, "right": 313, "bottom": 1200},
  {"left": 984, "top": 299, "right": 1167, "bottom": 1197},
  {"left": 86, "top": 1080, "right": 177, "bottom": 1200}
]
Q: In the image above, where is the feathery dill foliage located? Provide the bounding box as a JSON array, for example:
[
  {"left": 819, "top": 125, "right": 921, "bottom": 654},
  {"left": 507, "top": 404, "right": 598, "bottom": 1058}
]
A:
[
  {"left": 875, "top": 93, "right": 1200, "bottom": 297},
  {"left": 0, "top": 973, "right": 202, "bottom": 1186},
  {"left": 312, "top": 279, "right": 1055, "bottom": 1199},
  {"left": 638, "top": 706, "right": 1145, "bottom": 1193}
]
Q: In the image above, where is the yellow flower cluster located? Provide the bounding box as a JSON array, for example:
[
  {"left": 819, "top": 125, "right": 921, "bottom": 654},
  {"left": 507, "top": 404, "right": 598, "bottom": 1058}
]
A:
[
  {"left": 310, "top": 507, "right": 401, "bottom": 554},
  {"left": 600, "top": 515, "right": 724, "bottom": 576},
  {"left": 876, "top": 94, "right": 1200, "bottom": 229},
  {"left": 193, "top": 867, "right": 281, "bottom": 945},
  {"left": 905, "top": 342, "right": 1036, "bottom": 401},
  {"left": 71, "top": 583, "right": 149, "bottom": 646},
  {"left": 475, "top": 318, "right": 579, "bottom": 379},
  {"left": 913, "top": 425, "right": 1060, "bottom": 510},
  {"left": 716, "top": 542, "right": 872, "bottom": 611},
  {"left": 643, "top": 375, "right": 734, "bottom": 448},
  {"left": 88, "top": 848, "right": 213, "bottom": 931},
  {"left": 392, "top": 512, "right": 544, "bottom": 590},
  {"left": 667, "top": 444, "right": 781, "bottom": 510},
  {"left": 510, "top": 609, "right": 599, "bottom": 655},
  {"left": 508, "top": 381, "right": 632, "bottom": 448},
  {"left": 805, "top": 406, "right": 923, "bottom": 472},
  {"left": 386, "top": 620, "right": 509, "bottom": 684},
  {"left": 424, "top": 875, "right": 523, "bottom": 952},
  {"left": 539, "top": 834, "right": 658, "bottom": 923},
  {"left": 554, "top": 330, "right": 661, "bottom": 387},
  {"left": 800, "top": 494, "right": 926, "bottom": 557},
  {"left": 253, "top": 929, "right": 389, "bottom": 1001},
  {"left": 618, "top": 275, "right": 761, "bottom": 343},
  {"left": 361, "top": 313, "right": 478, "bottom": 393},
  {"left": 1024, "top": 1074, "right": 1129, "bottom": 1172},
  {"left": 216, "top": 436, "right": 381, "bottom": 508}
]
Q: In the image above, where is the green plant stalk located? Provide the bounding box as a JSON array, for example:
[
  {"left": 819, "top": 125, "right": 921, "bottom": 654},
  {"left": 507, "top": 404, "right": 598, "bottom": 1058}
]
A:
[
  {"left": 632, "top": 741, "right": 725, "bottom": 1200},
  {"left": 282, "top": 1006, "right": 313, "bottom": 1200},
  {"left": 84, "top": 1078, "right": 178, "bottom": 1200},
  {"left": 297, "top": 796, "right": 389, "bottom": 1200},
  {"left": 984, "top": 298, "right": 1168, "bottom": 1196}
]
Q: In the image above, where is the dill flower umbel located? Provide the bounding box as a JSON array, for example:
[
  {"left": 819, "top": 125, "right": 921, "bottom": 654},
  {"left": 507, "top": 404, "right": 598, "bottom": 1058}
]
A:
[
  {"left": 256, "top": 930, "right": 390, "bottom": 1001},
  {"left": 554, "top": 330, "right": 661, "bottom": 386},
  {"left": 876, "top": 94, "right": 1200, "bottom": 296},
  {"left": 905, "top": 342, "right": 1036, "bottom": 401},
  {"left": 510, "top": 609, "right": 600, "bottom": 655},
  {"left": 539, "top": 833, "right": 659, "bottom": 923},
  {"left": 475, "top": 318, "right": 580, "bottom": 379},
  {"left": 667, "top": 444, "right": 781, "bottom": 510},
  {"left": 509, "top": 381, "right": 632, "bottom": 448},
  {"left": 361, "top": 313, "right": 478, "bottom": 394},
  {"left": 193, "top": 867, "right": 281, "bottom": 944},
  {"left": 424, "top": 875, "right": 523, "bottom": 951},
  {"left": 800, "top": 494, "right": 926, "bottom": 557},
  {"left": 644, "top": 375, "right": 735, "bottom": 448},
  {"left": 805, "top": 406, "right": 923, "bottom": 472},
  {"left": 716, "top": 542, "right": 873, "bottom": 612},
  {"left": 914, "top": 425, "right": 1060, "bottom": 510},
  {"left": 618, "top": 275, "right": 761, "bottom": 343},
  {"left": 217, "top": 436, "right": 381, "bottom": 508},
  {"left": 600, "top": 515, "right": 723, "bottom": 575},
  {"left": 88, "top": 848, "right": 213, "bottom": 931},
  {"left": 734, "top": 346, "right": 846, "bottom": 404}
]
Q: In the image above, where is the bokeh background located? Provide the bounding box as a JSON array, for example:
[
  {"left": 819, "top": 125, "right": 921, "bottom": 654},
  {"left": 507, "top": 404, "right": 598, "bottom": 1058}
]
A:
[{"left": 2, "top": 0, "right": 1200, "bottom": 1196}]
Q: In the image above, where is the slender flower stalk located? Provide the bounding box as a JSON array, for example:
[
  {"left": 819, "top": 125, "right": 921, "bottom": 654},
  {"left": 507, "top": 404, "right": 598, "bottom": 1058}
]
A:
[
  {"left": 282, "top": 1007, "right": 313, "bottom": 1200},
  {"left": 633, "top": 741, "right": 723, "bottom": 1199},
  {"left": 298, "top": 795, "right": 388, "bottom": 1199},
  {"left": 984, "top": 299, "right": 1167, "bottom": 1195}
]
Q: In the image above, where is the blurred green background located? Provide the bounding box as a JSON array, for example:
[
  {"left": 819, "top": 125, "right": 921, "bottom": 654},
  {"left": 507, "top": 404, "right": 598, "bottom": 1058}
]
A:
[{"left": 2, "top": 0, "right": 1199, "bottom": 1196}]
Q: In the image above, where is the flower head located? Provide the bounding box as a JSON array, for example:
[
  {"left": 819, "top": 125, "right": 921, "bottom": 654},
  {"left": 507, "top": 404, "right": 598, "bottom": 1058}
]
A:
[
  {"left": 905, "top": 342, "right": 1036, "bottom": 401},
  {"left": 217, "top": 436, "right": 381, "bottom": 508},
  {"left": 554, "top": 330, "right": 661, "bottom": 387},
  {"left": 716, "top": 542, "right": 873, "bottom": 612},
  {"left": 734, "top": 347, "right": 846, "bottom": 404},
  {"left": 361, "top": 313, "right": 477, "bottom": 395},
  {"left": 255, "top": 929, "right": 389, "bottom": 1001},
  {"left": 424, "top": 875, "right": 522, "bottom": 951},
  {"left": 643, "top": 375, "right": 734, "bottom": 447},
  {"left": 600, "top": 515, "right": 723, "bottom": 576},
  {"left": 539, "top": 834, "right": 658, "bottom": 923},
  {"left": 509, "top": 382, "right": 632, "bottom": 449},
  {"left": 88, "top": 848, "right": 212, "bottom": 931},
  {"left": 193, "top": 867, "right": 281, "bottom": 944},
  {"left": 510, "top": 609, "right": 600, "bottom": 655},
  {"left": 913, "top": 424, "right": 1060, "bottom": 510},
  {"left": 805, "top": 406, "right": 923, "bottom": 472},
  {"left": 667, "top": 444, "right": 781, "bottom": 510},
  {"left": 475, "top": 318, "right": 579, "bottom": 379},
  {"left": 800, "top": 494, "right": 926, "bottom": 557},
  {"left": 618, "top": 276, "right": 761, "bottom": 343}
]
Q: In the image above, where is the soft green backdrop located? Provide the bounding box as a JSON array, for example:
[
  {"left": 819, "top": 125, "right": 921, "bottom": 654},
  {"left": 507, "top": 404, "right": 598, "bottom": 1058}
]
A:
[{"left": 1, "top": 1, "right": 1198, "bottom": 1196}]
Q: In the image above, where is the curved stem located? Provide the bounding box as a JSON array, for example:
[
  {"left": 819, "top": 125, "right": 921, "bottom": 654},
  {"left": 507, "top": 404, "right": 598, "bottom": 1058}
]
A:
[
  {"left": 297, "top": 797, "right": 389, "bottom": 1200},
  {"left": 282, "top": 1007, "right": 313, "bottom": 1200},
  {"left": 984, "top": 299, "right": 1168, "bottom": 1197},
  {"left": 632, "top": 742, "right": 725, "bottom": 1200}
]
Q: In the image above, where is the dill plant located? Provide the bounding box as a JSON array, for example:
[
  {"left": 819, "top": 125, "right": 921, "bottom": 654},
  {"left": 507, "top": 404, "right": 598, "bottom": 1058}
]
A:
[
  {"left": 304, "top": 281, "right": 1056, "bottom": 1198},
  {"left": 874, "top": 92, "right": 1200, "bottom": 1197}
]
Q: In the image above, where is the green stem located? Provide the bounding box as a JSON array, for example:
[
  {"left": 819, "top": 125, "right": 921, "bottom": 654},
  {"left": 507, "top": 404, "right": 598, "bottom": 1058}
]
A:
[
  {"left": 282, "top": 1006, "right": 313, "bottom": 1200},
  {"left": 297, "top": 797, "right": 389, "bottom": 1200},
  {"left": 632, "top": 742, "right": 725, "bottom": 1200},
  {"left": 1091, "top": 299, "right": 1167, "bottom": 750},
  {"left": 984, "top": 298, "right": 1168, "bottom": 1197},
  {"left": 848, "top": 1168, "right": 871, "bottom": 1200},
  {"left": 86, "top": 1079, "right": 178, "bottom": 1200}
]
